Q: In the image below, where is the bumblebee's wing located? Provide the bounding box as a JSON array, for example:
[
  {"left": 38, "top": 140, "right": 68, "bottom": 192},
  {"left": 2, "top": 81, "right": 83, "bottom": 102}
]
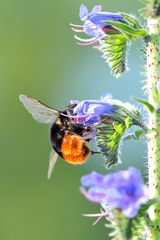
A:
[
  {"left": 19, "top": 95, "right": 60, "bottom": 124},
  {"left": 47, "top": 150, "right": 59, "bottom": 179}
]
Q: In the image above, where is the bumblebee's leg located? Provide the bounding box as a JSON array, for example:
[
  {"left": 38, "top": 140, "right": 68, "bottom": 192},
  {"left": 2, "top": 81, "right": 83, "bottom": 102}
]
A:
[{"left": 91, "top": 151, "right": 102, "bottom": 155}]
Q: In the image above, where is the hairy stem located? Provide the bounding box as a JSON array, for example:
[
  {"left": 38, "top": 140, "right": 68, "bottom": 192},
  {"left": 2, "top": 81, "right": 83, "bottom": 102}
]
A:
[{"left": 146, "top": 16, "right": 160, "bottom": 239}]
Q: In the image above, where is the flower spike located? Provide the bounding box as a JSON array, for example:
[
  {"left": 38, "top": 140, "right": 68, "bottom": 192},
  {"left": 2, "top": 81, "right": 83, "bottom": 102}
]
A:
[
  {"left": 72, "top": 94, "right": 146, "bottom": 167},
  {"left": 71, "top": 4, "right": 148, "bottom": 77}
]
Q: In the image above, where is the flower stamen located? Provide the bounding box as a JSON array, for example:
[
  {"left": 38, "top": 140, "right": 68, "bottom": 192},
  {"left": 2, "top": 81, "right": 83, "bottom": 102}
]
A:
[
  {"left": 82, "top": 208, "right": 110, "bottom": 225},
  {"left": 70, "top": 23, "right": 84, "bottom": 28},
  {"left": 71, "top": 27, "right": 84, "bottom": 33},
  {"left": 74, "top": 35, "right": 96, "bottom": 43},
  {"left": 77, "top": 39, "right": 98, "bottom": 46},
  {"left": 60, "top": 112, "right": 90, "bottom": 120}
]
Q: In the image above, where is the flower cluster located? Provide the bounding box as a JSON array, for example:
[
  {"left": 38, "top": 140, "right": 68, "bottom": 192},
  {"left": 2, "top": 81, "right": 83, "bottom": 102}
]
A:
[
  {"left": 80, "top": 4, "right": 124, "bottom": 38},
  {"left": 72, "top": 94, "right": 117, "bottom": 125},
  {"left": 71, "top": 4, "right": 124, "bottom": 46},
  {"left": 80, "top": 168, "right": 149, "bottom": 219},
  {"left": 71, "top": 94, "right": 143, "bottom": 127},
  {"left": 71, "top": 4, "right": 148, "bottom": 77},
  {"left": 69, "top": 2, "right": 156, "bottom": 238}
]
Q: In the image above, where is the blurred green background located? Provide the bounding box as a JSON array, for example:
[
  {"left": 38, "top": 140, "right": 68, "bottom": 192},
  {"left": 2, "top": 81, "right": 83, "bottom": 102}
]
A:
[{"left": 0, "top": 0, "right": 146, "bottom": 239}]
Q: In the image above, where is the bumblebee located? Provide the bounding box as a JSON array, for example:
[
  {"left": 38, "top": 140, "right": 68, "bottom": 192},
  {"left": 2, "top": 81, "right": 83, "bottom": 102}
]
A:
[{"left": 19, "top": 95, "right": 95, "bottom": 178}]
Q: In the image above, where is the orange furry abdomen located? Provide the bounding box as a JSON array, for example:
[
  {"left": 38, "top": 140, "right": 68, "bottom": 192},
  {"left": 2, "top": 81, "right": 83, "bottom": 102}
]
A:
[{"left": 61, "top": 134, "right": 91, "bottom": 164}]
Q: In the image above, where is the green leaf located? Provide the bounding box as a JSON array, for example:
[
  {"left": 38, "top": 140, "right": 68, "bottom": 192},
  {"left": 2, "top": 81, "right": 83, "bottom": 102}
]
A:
[
  {"left": 135, "top": 129, "right": 146, "bottom": 139},
  {"left": 106, "top": 46, "right": 125, "bottom": 53},
  {"left": 125, "top": 129, "right": 145, "bottom": 140},
  {"left": 107, "top": 213, "right": 130, "bottom": 240},
  {"left": 153, "top": 84, "right": 160, "bottom": 104},
  {"left": 108, "top": 51, "right": 124, "bottom": 62},
  {"left": 104, "top": 39, "right": 125, "bottom": 46},
  {"left": 104, "top": 20, "right": 148, "bottom": 38},
  {"left": 119, "top": 13, "right": 142, "bottom": 29},
  {"left": 107, "top": 140, "right": 116, "bottom": 148},
  {"left": 113, "top": 123, "right": 125, "bottom": 134},
  {"left": 95, "top": 103, "right": 145, "bottom": 168},
  {"left": 108, "top": 132, "right": 119, "bottom": 140},
  {"left": 133, "top": 97, "right": 155, "bottom": 113},
  {"left": 125, "top": 116, "right": 133, "bottom": 128},
  {"left": 95, "top": 121, "right": 122, "bottom": 168},
  {"left": 99, "top": 34, "right": 127, "bottom": 77},
  {"left": 137, "top": 199, "right": 158, "bottom": 215},
  {"left": 123, "top": 129, "right": 146, "bottom": 141},
  {"left": 113, "top": 103, "right": 143, "bottom": 124}
]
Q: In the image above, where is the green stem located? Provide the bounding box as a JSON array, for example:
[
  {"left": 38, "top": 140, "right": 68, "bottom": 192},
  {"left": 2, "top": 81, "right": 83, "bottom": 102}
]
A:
[{"left": 146, "top": 16, "right": 160, "bottom": 239}]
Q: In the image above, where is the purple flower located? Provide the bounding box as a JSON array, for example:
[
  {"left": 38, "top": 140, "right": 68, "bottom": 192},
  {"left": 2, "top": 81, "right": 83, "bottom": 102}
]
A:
[
  {"left": 80, "top": 4, "right": 123, "bottom": 37},
  {"left": 73, "top": 95, "right": 117, "bottom": 125},
  {"left": 80, "top": 168, "right": 149, "bottom": 218},
  {"left": 71, "top": 5, "right": 124, "bottom": 46}
]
